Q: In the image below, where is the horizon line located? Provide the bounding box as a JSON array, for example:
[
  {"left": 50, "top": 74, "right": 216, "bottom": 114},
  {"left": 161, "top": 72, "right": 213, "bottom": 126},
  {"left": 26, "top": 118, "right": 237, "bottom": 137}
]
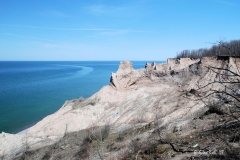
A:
[{"left": 0, "top": 60, "right": 167, "bottom": 62}]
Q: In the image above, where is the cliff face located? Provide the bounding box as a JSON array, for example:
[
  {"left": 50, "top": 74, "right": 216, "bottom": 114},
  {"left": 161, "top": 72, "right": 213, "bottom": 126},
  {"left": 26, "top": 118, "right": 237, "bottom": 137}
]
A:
[
  {"left": 110, "top": 61, "right": 145, "bottom": 90},
  {"left": 1, "top": 57, "right": 239, "bottom": 159}
]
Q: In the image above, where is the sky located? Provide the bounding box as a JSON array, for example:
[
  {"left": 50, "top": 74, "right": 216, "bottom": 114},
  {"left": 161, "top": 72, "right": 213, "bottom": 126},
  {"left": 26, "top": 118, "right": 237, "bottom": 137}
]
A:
[{"left": 0, "top": 0, "right": 240, "bottom": 61}]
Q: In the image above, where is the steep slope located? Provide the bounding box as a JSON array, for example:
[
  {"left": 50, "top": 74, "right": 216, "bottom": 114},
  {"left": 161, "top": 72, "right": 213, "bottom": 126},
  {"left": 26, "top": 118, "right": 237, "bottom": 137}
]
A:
[{"left": 1, "top": 57, "right": 239, "bottom": 159}]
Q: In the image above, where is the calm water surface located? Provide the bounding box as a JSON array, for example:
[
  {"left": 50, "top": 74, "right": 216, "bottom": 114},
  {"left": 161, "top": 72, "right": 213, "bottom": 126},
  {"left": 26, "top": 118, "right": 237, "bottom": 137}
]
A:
[{"left": 0, "top": 61, "right": 164, "bottom": 133}]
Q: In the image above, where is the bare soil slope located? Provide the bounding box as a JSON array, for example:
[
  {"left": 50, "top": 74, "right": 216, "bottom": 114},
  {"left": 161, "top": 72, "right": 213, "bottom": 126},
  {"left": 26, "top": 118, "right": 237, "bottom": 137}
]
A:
[{"left": 1, "top": 57, "right": 240, "bottom": 159}]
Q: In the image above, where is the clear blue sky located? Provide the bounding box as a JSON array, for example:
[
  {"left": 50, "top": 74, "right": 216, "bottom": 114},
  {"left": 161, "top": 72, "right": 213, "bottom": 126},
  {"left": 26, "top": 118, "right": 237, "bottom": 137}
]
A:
[{"left": 0, "top": 0, "right": 240, "bottom": 61}]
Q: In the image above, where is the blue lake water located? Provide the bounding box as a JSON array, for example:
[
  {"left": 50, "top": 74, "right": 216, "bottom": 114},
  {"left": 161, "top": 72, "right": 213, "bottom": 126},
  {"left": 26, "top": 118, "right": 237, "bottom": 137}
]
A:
[{"left": 0, "top": 61, "right": 164, "bottom": 133}]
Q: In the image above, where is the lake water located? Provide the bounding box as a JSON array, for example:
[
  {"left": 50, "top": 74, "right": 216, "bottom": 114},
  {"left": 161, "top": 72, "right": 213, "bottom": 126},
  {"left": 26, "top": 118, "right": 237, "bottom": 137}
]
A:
[{"left": 0, "top": 61, "right": 164, "bottom": 133}]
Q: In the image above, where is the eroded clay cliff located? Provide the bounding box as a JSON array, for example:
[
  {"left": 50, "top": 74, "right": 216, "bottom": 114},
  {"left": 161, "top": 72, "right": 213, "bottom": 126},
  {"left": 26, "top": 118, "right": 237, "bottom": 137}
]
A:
[{"left": 1, "top": 57, "right": 239, "bottom": 159}]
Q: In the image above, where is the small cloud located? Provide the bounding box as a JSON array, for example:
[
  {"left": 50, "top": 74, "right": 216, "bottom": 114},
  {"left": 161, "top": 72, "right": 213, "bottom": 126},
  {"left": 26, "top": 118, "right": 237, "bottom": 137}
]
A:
[
  {"left": 89, "top": 5, "right": 105, "bottom": 13},
  {"left": 40, "top": 10, "right": 70, "bottom": 18},
  {"left": 0, "top": 25, "right": 113, "bottom": 31},
  {"left": 99, "top": 30, "right": 129, "bottom": 36},
  {"left": 1, "top": 33, "right": 56, "bottom": 42},
  {"left": 27, "top": 41, "right": 41, "bottom": 44},
  {"left": 87, "top": 4, "right": 127, "bottom": 15},
  {"left": 95, "top": 29, "right": 155, "bottom": 37},
  {"left": 51, "top": 10, "right": 69, "bottom": 17},
  {"left": 43, "top": 42, "right": 97, "bottom": 51},
  {"left": 0, "top": 25, "right": 154, "bottom": 34}
]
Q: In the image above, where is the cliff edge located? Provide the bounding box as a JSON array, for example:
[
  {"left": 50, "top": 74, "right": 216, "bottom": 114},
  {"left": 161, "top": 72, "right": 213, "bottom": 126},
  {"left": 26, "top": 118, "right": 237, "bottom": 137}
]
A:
[{"left": 1, "top": 57, "right": 239, "bottom": 159}]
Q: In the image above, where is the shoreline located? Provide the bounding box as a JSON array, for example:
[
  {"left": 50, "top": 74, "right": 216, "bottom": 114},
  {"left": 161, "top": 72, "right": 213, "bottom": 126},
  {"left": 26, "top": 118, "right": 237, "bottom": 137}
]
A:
[{"left": 16, "top": 128, "right": 29, "bottom": 135}]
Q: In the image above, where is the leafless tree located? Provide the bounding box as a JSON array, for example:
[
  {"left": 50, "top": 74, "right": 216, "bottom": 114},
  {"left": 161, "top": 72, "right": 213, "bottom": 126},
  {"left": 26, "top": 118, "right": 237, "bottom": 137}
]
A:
[
  {"left": 176, "top": 40, "right": 240, "bottom": 58},
  {"left": 185, "top": 42, "right": 240, "bottom": 159}
]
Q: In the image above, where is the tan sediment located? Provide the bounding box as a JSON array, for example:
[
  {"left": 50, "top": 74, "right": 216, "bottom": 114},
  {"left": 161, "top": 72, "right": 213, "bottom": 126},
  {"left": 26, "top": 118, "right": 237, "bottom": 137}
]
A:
[{"left": 1, "top": 56, "right": 239, "bottom": 159}]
